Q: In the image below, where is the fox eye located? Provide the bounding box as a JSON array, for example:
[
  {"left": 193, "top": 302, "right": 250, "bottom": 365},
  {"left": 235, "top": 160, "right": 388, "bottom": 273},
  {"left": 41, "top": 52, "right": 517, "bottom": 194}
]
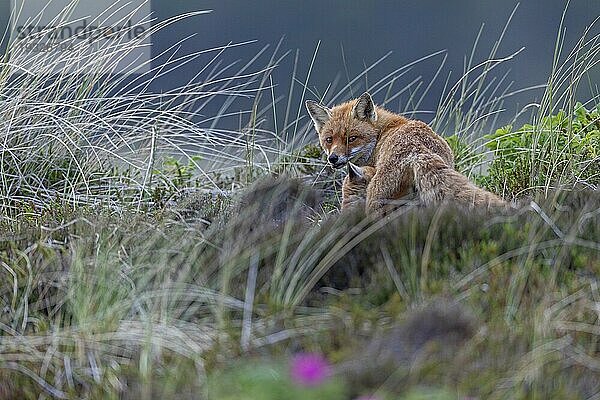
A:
[
  {"left": 325, "top": 137, "right": 333, "bottom": 144},
  {"left": 348, "top": 136, "right": 358, "bottom": 143}
]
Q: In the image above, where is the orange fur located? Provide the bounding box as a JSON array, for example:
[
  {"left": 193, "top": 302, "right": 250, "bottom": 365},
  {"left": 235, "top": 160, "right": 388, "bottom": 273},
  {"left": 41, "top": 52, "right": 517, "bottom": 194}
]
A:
[
  {"left": 307, "top": 92, "right": 455, "bottom": 214},
  {"left": 342, "top": 160, "right": 507, "bottom": 209}
]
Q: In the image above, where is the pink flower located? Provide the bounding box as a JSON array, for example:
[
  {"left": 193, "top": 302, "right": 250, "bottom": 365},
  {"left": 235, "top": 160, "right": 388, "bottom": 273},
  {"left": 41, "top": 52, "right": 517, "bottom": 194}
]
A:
[
  {"left": 354, "top": 396, "right": 381, "bottom": 400},
  {"left": 289, "top": 353, "right": 332, "bottom": 387}
]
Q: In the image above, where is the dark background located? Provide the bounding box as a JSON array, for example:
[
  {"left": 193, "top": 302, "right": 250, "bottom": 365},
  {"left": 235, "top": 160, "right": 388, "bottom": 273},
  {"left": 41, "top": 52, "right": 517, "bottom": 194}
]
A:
[{"left": 1, "top": 1, "right": 599, "bottom": 132}]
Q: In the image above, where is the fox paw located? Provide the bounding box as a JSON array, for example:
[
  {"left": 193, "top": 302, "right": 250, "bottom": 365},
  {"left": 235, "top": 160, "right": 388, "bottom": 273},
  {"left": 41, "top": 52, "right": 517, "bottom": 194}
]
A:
[{"left": 365, "top": 199, "right": 387, "bottom": 216}]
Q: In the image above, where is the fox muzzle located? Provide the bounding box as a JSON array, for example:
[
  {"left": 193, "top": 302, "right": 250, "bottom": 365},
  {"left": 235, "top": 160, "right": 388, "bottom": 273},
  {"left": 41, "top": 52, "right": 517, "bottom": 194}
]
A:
[{"left": 328, "top": 153, "right": 348, "bottom": 169}]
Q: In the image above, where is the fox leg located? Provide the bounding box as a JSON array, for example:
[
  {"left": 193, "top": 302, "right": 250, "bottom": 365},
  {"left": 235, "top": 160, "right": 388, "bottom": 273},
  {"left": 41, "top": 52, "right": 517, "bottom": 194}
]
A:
[
  {"left": 365, "top": 160, "right": 413, "bottom": 215},
  {"left": 341, "top": 195, "right": 366, "bottom": 211}
]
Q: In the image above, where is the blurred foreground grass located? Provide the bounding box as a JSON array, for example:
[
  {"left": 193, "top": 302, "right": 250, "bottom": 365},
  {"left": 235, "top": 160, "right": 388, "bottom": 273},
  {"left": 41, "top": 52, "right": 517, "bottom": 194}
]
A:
[{"left": 1, "top": 185, "right": 599, "bottom": 399}]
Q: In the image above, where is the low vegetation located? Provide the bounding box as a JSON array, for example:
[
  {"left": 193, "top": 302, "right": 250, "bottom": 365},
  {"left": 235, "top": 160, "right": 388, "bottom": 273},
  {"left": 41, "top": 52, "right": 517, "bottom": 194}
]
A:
[{"left": 482, "top": 102, "right": 600, "bottom": 197}]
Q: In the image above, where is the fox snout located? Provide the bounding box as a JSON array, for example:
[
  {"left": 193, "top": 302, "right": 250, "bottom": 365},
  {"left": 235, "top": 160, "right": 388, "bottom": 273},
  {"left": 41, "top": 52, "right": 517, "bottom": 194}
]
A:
[{"left": 328, "top": 152, "right": 348, "bottom": 169}]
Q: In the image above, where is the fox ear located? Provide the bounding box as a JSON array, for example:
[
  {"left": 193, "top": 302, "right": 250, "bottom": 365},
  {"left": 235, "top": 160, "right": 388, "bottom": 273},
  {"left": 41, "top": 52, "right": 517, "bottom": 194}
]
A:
[
  {"left": 305, "top": 100, "right": 332, "bottom": 133},
  {"left": 348, "top": 163, "right": 364, "bottom": 181},
  {"left": 352, "top": 92, "right": 377, "bottom": 122}
]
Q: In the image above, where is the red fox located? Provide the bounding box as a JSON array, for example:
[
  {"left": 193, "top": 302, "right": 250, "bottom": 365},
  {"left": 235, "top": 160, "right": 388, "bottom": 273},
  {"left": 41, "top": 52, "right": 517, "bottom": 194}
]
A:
[
  {"left": 342, "top": 160, "right": 506, "bottom": 209},
  {"left": 306, "top": 92, "right": 454, "bottom": 214}
]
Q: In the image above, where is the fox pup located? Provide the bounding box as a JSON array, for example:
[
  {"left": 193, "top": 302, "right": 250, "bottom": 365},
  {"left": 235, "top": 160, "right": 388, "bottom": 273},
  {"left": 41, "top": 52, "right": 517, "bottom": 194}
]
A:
[
  {"left": 306, "top": 92, "right": 454, "bottom": 214},
  {"left": 343, "top": 159, "right": 506, "bottom": 209}
]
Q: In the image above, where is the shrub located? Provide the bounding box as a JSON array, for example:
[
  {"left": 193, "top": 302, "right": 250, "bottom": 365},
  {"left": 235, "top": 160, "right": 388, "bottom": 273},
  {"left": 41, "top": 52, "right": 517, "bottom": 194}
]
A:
[{"left": 482, "top": 102, "right": 599, "bottom": 197}]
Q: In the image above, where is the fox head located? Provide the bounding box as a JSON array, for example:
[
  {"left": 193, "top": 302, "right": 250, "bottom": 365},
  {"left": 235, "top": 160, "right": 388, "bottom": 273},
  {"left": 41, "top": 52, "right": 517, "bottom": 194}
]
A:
[{"left": 305, "top": 92, "right": 378, "bottom": 169}]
